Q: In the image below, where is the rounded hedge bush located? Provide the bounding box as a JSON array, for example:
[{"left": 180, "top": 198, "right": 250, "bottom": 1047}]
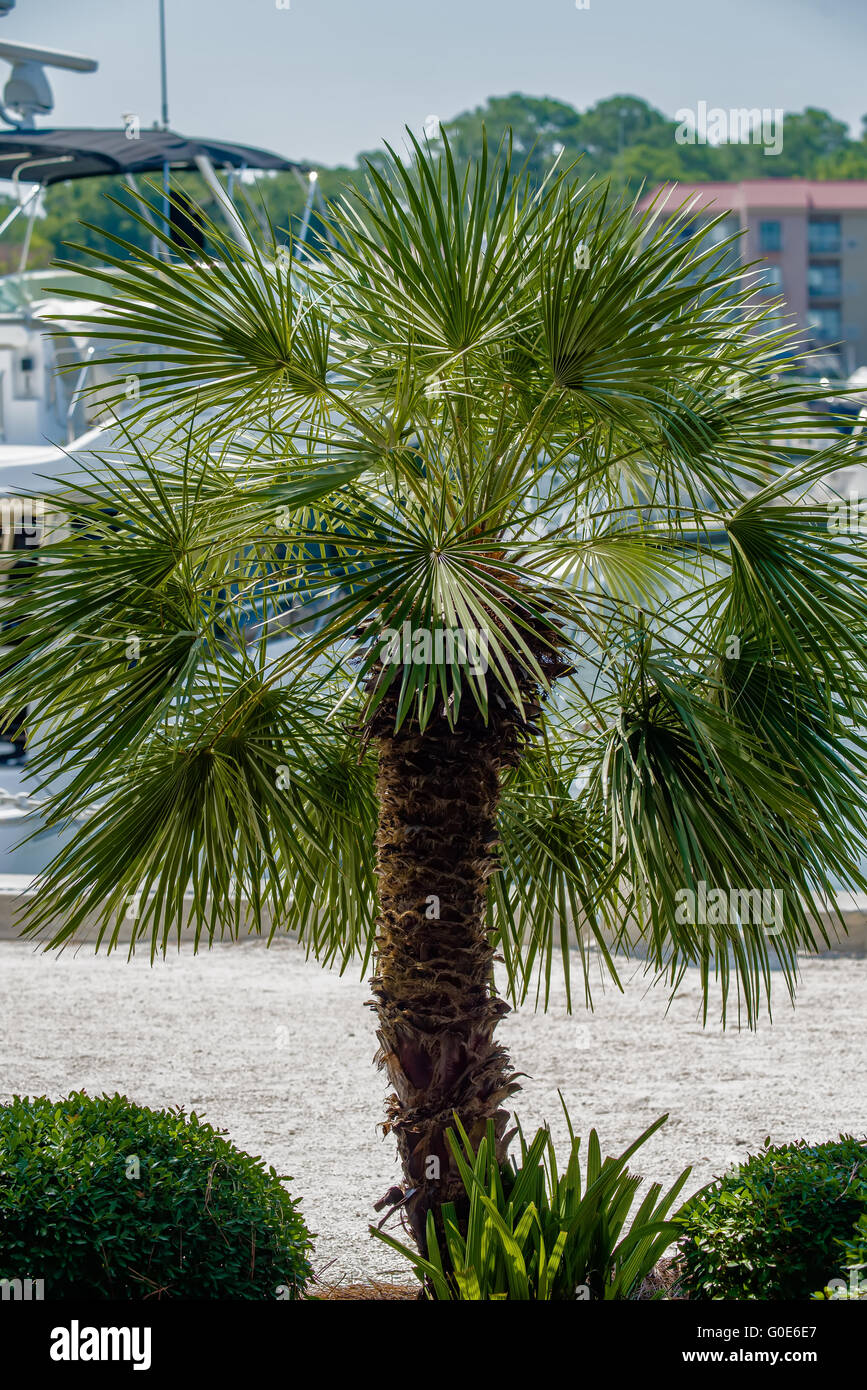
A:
[
  {"left": 0, "top": 1092, "right": 313, "bottom": 1299},
  {"left": 677, "top": 1135, "right": 867, "bottom": 1300}
]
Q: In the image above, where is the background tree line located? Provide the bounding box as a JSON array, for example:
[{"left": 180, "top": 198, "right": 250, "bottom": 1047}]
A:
[{"left": 5, "top": 92, "right": 867, "bottom": 271}]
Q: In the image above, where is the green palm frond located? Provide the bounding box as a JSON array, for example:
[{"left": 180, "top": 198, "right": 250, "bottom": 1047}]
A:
[
  {"left": 493, "top": 735, "right": 625, "bottom": 1012},
  {"left": 2, "top": 126, "right": 864, "bottom": 1027}
]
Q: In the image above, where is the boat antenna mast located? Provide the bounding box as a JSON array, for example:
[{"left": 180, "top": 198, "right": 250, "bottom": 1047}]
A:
[
  {"left": 0, "top": 1, "right": 97, "bottom": 131},
  {"left": 158, "top": 0, "right": 169, "bottom": 129}
]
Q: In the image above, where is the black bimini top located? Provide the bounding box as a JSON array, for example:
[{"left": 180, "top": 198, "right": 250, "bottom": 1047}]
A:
[{"left": 0, "top": 127, "right": 308, "bottom": 185}]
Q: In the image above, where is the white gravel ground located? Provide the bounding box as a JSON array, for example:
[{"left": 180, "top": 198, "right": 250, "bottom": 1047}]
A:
[{"left": 1, "top": 937, "right": 865, "bottom": 1285}]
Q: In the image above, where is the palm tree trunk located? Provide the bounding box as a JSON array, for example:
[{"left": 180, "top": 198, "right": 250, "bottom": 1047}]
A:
[{"left": 369, "top": 704, "right": 521, "bottom": 1252}]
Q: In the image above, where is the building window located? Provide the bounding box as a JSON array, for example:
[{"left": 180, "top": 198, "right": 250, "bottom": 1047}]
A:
[
  {"left": 674, "top": 216, "right": 699, "bottom": 243},
  {"left": 808, "top": 218, "right": 841, "bottom": 254},
  {"left": 759, "top": 220, "right": 781, "bottom": 253},
  {"left": 807, "top": 305, "right": 842, "bottom": 342},
  {"left": 808, "top": 262, "right": 842, "bottom": 298},
  {"left": 759, "top": 263, "right": 783, "bottom": 293}
]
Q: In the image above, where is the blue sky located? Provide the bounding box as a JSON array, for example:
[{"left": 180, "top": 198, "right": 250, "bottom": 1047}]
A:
[{"left": 4, "top": 0, "right": 866, "bottom": 167}]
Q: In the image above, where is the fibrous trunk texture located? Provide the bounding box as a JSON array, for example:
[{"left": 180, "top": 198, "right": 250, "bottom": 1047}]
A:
[{"left": 368, "top": 688, "right": 534, "bottom": 1252}]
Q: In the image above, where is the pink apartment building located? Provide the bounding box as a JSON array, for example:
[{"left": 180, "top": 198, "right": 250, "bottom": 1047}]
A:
[{"left": 638, "top": 180, "right": 867, "bottom": 372}]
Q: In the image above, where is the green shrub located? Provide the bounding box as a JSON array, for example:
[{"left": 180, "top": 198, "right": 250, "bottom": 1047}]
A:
[
  {"left": 677, "top": 1135, "right": 867, "bottom": 1300},
  {"left": 373, "top": 1106, "right": 691, "bottom": 1300},
  {"left": 0, "top": 1091, "right": 313, "bottom": 1299},
  {"left": 814, "top": 1213, "right": 867, "bottom": 1299}
]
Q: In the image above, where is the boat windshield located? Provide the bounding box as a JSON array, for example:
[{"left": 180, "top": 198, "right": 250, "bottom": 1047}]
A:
[{"left": 0, "top": 268, "right": 103, "bottom": 316}]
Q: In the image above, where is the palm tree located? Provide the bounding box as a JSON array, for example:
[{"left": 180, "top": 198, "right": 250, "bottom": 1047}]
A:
[{"left": 3, "top": 135, "right": 867, "bottom": 1254}]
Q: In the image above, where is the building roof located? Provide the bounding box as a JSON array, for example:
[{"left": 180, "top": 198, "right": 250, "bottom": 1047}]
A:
[
  {"left": 638, "top": 179, "right": 867, "bottom": 216},
  {"left": 0, "top": 127, "right": 308, "bottom": 185}
]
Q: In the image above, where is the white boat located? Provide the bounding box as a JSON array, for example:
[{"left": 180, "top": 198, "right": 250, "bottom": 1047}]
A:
[{"left": 0, "top": 13, "right": 318, "bottom": 868}]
